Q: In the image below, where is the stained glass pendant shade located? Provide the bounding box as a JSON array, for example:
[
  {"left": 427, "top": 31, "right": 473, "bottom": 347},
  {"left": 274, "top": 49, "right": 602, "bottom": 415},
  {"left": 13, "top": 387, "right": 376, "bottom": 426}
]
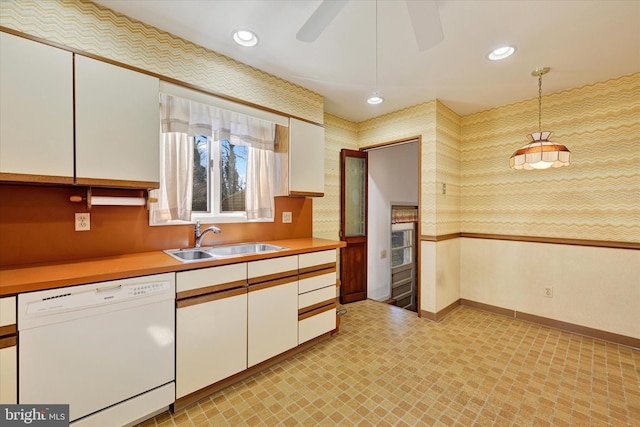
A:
[{"left": 510, "top": 67, "right": 571, "bottom": 170}]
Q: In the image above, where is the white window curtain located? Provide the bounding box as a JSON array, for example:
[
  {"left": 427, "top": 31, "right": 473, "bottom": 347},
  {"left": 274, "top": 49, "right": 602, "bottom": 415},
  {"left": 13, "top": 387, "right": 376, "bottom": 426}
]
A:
[
  {"left": 242, "top": 119, "right": 276, "bottom": 220},
  {"left": 150, "top": 132, "right": 194, "bottom": 223},
  {"left": 151, "top": 93, "right": 276, "bottom": 224}
]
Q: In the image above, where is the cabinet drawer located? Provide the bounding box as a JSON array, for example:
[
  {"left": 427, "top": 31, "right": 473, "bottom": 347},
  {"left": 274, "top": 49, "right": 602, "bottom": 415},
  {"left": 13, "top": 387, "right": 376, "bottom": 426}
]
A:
[
  {"left": 299, "top": 308, "right": 336, "bottom": 344},
  {"left": 299, "top": 286, "right": 335, "bottom": 311},
  {"left": 248, "top": 255, "right": 298, "bottom": 282},
  {"left": 0, "top": 297, "right": 16, "bottom": 327},
  {"left": 299, "top": 250, "right": 336, "bottom": 270},
  {"left": 299, "top": 271, "right": 336, "bottom": 294},
  {"left": 177, "top": 263, "right": 246, "bottom": 294}
]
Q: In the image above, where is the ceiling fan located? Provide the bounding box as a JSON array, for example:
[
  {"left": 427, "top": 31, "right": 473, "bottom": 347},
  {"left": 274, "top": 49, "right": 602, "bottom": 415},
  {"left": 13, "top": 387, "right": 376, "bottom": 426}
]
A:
[{"left": 296, "top": 0, "right": 444, "bottom": 52}]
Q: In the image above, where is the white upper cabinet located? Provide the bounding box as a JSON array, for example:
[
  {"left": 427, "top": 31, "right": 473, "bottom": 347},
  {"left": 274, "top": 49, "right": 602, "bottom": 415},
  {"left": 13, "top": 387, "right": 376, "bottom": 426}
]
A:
[
  {"left": 0, "top": 33, "right": 160, "bottom": 188},
  {"left": 276, "top": 118, "right": 325, "bottom": 197},
  {"left": 0, "top": 32, "right": 74, "bottom": 183},
  {"left": 75, "top": 55, "right": 160, "bottom": 187}
]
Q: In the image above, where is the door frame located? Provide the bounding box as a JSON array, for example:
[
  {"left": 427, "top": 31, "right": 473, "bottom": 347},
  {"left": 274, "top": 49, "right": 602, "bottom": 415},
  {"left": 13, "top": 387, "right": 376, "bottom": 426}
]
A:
[{"left": 359, "top": 136, "right": 422, "bottom": 315}]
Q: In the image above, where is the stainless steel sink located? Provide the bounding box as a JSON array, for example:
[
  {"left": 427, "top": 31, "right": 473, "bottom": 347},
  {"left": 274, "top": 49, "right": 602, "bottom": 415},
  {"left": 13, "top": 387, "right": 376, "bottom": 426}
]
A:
[
  {"left": 164, "top": 243, "right": 287, "bottom": 263},
  {"left": 164, "top": 248, "right": 215, "bottom": 263},
  {"left": 206, "top": 243, "right": 286, "bottom": 257}
]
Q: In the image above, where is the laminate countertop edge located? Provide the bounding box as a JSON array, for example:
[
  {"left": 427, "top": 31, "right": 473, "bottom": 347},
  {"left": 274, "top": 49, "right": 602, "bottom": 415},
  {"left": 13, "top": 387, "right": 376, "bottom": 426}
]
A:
[{"left": 0, "top": 238, "right": 346, "bottom": 296}]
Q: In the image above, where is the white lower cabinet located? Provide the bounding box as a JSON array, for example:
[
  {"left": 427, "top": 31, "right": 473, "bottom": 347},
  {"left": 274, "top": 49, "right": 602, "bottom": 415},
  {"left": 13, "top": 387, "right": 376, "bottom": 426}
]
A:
[
  {"left": 175, "top": 264, "right": 248, "bottom": 399},
  {"left": 174, "top": 249, "right": 338, "bottom": 404},
  {"left": 176, "top": 290, "right": 247, "bottom": 398},
  {"left": 247, "top": 255, "right": 299, "bottom": 367},
  {"left": 298, "top": 250, "right": 338, "bottom": 344},
  {"left": 247, "top": 281, "right": 298, "bottom": 367},
  {"left": 0, "top": 296, "right": 17, "bottom": 404}
]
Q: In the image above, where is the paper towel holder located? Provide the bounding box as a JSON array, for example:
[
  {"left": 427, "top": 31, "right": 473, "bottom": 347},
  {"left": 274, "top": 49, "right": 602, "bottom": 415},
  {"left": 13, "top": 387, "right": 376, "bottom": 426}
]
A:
[{"left": 70, "top": 187, "right": 157, "bottom": 210}]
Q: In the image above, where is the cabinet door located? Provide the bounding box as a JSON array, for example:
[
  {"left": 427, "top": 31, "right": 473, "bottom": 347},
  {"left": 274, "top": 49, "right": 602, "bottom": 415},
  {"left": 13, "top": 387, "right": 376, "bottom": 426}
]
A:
[
  {"left": 247, "top": 281, "right": 298, "bottom": 367},
  {"left": 75, "top": 55, "right": 159, "bottom": 187},
  {"left": 176, "top": 291, "right": 247, "bottom": 399},
  {"left": 0, "top": 296, "right": 17, "bottom": 404},
  {"left": 0, "top": 33, "right": 74, "bottom": 182},
  {"left": 289, "top": 118, "right": 325, "bottom": 196}
]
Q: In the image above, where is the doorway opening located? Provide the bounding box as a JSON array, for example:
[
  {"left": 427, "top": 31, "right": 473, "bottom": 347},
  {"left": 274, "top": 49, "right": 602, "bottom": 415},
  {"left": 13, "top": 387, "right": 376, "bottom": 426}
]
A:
[{"left": 364, "top": 139, "right": 420, "bottom": 313}]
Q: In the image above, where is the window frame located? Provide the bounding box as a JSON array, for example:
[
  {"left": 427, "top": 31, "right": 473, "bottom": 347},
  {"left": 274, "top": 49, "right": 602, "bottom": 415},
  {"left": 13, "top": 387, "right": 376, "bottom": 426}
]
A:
[{"left": 192, "top": 135, "right": 251, "bottom": 224}]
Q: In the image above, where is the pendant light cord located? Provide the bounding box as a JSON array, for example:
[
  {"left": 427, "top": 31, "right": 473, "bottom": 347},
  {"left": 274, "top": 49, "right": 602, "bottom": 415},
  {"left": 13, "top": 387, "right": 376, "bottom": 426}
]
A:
[
  {"left": 375, "top": 0, "right": 378, "bottom": 93},
  {"left": 538, "top": 73, "right": 542, "bottom": 133}
]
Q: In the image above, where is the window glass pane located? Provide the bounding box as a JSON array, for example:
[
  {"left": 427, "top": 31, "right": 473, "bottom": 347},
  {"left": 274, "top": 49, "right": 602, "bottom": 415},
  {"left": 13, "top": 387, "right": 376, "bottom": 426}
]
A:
[
  {"left": 391, "top": 230, "right": 413, "bottom": 248},
  {"left": 391, "top": 247, "right": 412, "bottom": 268},
  {"left": 220, "top": 139, "right": 247, "bottom": 212},
  {"left": 345, "top": 156, "right": 366, "bottom": 236},
  {"left": 192, "top": 136, "right": 209, "bottom": 212}
]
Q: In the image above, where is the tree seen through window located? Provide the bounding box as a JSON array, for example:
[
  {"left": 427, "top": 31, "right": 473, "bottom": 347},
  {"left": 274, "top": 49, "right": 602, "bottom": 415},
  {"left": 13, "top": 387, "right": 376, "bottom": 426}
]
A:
[{"left": 192, "top": 136, "right": 247, "bottom": 213}]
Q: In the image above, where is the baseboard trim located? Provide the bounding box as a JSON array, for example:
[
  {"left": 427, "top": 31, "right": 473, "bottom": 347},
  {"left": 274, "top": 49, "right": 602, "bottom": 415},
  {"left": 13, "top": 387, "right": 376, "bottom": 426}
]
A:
[
  {"left": 460, "top": 299, "right": 639, "bottom": 350},
  {"left": 515, "top": 311, "right": 640, "bottom": 350},
  {"left": 459, "top": 299, "right": 515, "bottom": 318},
  {"left": 420, "top": 299, "right": 460, "bottom": 322}
]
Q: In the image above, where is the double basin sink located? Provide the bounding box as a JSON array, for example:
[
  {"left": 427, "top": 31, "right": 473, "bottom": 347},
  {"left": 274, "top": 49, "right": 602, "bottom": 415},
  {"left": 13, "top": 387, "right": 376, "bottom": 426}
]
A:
[{"left": 164, "top": 242, "right": 287, "bottom": 263}]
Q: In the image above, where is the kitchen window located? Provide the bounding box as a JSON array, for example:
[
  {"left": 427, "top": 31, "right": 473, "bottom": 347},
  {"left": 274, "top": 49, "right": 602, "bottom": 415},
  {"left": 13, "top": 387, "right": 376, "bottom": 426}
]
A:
[
  {"left": 150, "top": 90, "right": 279, "bottom": 226},
  {"left": 192, "top": 135, "right": 248, "bottom": 219}
]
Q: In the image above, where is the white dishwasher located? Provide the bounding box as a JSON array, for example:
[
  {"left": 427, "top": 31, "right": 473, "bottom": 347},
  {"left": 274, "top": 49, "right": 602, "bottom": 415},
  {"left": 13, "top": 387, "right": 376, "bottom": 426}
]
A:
[{"left": 18, "top": 272, "right": 176, "bottom": 426}]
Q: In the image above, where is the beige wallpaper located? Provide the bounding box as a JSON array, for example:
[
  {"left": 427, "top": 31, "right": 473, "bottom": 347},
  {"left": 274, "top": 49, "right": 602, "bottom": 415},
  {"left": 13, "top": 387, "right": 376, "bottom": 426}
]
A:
[
  {"left": 461, "top": 73, "right": 640, "bottom": 243},
  {"left": 357, "top": 100, "right": 461, "bottom": 237},
  {"left": 358, "top": 101, "right": 437, "bottom": 235},
  {"left": 2, "top": 1, "right": 636, "bottom": 245},
  {"left": 435, "top": 103, "right": 462, "bottom": 236},
  {"left": 0, "top": 0, "right": 324, "bottom": 124},
  {"left": 314, "top": 114, "right": 358, "bottom": 240}
]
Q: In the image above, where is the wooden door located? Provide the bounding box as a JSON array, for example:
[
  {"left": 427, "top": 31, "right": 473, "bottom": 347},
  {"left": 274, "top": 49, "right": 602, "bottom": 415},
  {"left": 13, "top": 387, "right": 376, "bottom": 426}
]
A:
[{"left": 340, "top": 149, "right": 368, "bottom": 304}]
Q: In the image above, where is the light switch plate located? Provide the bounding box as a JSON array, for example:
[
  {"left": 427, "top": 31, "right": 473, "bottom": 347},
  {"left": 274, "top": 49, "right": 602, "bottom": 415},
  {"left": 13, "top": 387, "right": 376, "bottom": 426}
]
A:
[
  {"left": 75, "top": 213, "right": 90, "bottom": 231},
  {"left": 282, "top": 212, "right": 292, "bottom": 223}
]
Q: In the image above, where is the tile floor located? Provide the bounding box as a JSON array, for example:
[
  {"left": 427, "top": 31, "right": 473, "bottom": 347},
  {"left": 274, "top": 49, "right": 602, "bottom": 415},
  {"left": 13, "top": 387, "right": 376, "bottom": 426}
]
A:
[{"left": 139, "top": 300, "right": 640, "bottom": 426}]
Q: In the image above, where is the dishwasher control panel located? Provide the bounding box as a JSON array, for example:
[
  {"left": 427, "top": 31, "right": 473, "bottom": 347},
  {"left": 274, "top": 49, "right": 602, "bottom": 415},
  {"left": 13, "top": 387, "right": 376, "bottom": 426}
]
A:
[{"left": 22, "top": 277, "right": 173, "bottom": 316}]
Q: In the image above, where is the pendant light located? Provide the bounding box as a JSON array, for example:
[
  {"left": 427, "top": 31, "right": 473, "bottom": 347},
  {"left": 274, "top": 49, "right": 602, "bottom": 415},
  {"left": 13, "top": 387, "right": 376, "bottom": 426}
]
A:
[
  {"left": 366, "top": 0, "right": 383, "bottom": 105},
  {"left": 509, "top": 67, "right": 571, "bottom": 170}
]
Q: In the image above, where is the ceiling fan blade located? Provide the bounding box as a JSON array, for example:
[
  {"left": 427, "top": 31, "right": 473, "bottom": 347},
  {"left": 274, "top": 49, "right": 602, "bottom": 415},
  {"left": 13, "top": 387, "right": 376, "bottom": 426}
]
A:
[
  {"left": 296, "top": 0, "right": 349, "bottom": 43},
  {"left": 406, "top": 0, "right": 443, "bottom": 51}
]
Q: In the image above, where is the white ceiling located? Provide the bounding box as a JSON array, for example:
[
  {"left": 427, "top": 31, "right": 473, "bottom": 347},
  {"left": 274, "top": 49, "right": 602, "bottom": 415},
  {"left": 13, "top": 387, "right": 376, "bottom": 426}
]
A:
[{"left": 94, "top": 0, "right": 640, "bottom": 123}]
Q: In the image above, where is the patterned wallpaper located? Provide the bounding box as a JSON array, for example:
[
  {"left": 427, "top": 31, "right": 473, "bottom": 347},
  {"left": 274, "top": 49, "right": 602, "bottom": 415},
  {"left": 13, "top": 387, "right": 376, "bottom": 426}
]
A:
[
  {"left": 314, "top": 114, "right": 358, "bottom": 240},
  {"left": 2, "top": 1, "right": 636, "bottom": 244},
  {"left": 461, "top": 73, "right": 640, "bottom": 243},
  {"left": 0, "top": 0, "right": 324, "bottom": 124},
  {"left": 358, "top": 101, "right": 437, "bottom": 236},
  {"left": 357, "top": 100, "right": 461, "bottom": 237},
  {"left": 435, "top": 103, "right": 461, "bottom": 236}
]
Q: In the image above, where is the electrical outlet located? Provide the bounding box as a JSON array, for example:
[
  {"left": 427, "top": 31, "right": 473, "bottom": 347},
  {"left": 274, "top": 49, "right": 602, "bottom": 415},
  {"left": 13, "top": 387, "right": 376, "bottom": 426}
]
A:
[
  {"left": 282, "top": 212, "right": 292, "bottom": 223},
  {"left": 544, "top": 287, "right": 553, "bottom": 298},
  {"left": 75, "top": 213, "right": 90, "bottom": 231}
]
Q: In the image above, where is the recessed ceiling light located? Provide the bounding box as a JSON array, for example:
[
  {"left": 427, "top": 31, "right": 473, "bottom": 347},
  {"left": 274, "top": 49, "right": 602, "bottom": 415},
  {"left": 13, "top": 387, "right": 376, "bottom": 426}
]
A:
[
  {"left": 487, "top": 45, "right": 516, "bottom": 61},
  {"left": 232, "top": 29, "right": 258, "bottom": 47}
]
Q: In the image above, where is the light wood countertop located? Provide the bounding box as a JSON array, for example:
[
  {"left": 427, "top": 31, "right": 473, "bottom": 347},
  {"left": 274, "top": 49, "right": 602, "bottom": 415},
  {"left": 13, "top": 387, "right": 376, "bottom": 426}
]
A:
[{"left": 0, "top": 238, "right": 345, "bottom": 296}]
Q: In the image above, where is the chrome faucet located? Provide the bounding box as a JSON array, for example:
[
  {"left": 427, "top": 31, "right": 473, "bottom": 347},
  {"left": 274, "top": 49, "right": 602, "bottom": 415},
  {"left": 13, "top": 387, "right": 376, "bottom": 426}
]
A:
[{"left": 194, "top": 220, "right": 221, "bottom": 248}]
